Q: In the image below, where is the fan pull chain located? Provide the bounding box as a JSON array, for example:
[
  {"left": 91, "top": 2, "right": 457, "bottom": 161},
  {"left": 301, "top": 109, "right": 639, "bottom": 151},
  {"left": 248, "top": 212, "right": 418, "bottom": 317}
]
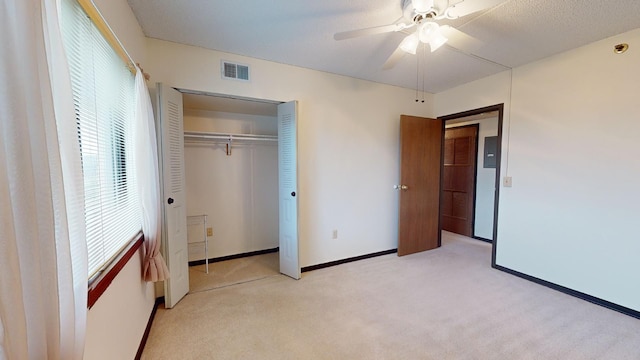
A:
[
  {"left": 421, "top": 44, "right": 426, "bottom": 103},
  {"left": 414, "top": 44, "right": 427, "bottom": 104},
  {"left": 415, "top": 48, "right": 420, "bottom": 102}
]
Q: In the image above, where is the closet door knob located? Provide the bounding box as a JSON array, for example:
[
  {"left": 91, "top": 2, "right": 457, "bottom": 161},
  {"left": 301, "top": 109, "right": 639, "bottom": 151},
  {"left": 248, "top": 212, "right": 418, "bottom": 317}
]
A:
[
  {"left": 291, "top": 192, "right": 296, "bottom": 197},
  {"left": 167, "top": 198, "right": 174, "bottom": 204}
]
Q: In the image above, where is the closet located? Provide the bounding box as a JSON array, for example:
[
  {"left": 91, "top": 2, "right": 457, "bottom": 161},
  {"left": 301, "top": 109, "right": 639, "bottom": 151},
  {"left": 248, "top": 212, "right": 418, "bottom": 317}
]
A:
[
  {"left": 157, "top": 84, "right": 299, "bottom": 306},
  {"left": 181, "top": 93, "right": 280, "bottom": 264}
]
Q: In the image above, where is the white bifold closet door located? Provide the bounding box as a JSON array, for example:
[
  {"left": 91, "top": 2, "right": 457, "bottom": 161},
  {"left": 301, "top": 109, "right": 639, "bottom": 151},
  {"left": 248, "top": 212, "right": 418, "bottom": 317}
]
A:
[
  {"left": 278, "top": 101, "right": 300, "bottom": 279},
  {"left": 157, "top": 83, "right": 189, "bottom": 308}
]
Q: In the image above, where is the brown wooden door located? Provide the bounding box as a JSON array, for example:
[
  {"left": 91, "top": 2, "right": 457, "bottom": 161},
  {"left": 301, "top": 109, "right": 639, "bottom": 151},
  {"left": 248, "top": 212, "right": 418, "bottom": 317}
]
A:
[
  {"left": 441, "top": 125, "right": 478, "bottom": 237},
  {"left": 398, "top": 115, "right": 443, "bottom": 256}
]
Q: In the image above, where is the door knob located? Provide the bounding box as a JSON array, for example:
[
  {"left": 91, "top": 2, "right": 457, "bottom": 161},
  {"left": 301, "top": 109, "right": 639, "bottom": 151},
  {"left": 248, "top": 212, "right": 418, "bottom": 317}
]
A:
[
  {"left": 291, "top": 191, "right": 296, "bottom": 197},
  {"left": 167, "top": 198, "right": 174, "bottom": 204},
  {"left": 394, "top": 185, "right": 409, "bottom": 191}
]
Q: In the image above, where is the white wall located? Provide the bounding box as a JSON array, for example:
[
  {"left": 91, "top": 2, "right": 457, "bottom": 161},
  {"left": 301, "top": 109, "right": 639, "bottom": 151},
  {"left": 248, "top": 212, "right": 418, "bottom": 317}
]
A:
[
  {"left": 145, "top": 38, "right": 436, "bottom": 267},
  {"left": 446, "top": 117, "right": 499, "bottom": 240},
  {"left": 84, "top": 1, "right": 155, "bottom": 359},
  {"left": 83, "top": 251, "right": 155, "bottom": 359},
  {"left": 436, "top": 28, "right": 640, "bottom": 312},
  {"left": 183, "top": 110, "right": 279, "bottom": 260},
  {"left": 93, "top": 0, "right": 146, "bottom": 65}
]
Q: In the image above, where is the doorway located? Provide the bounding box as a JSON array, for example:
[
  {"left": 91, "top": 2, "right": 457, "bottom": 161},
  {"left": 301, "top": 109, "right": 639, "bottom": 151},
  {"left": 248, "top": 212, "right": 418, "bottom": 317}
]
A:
[
  {"left": 441, "top": 124, "right": 479, "bottom": 238},
  {"left": 440, "top": 105, "right": 503, "bottom": 251},
  {"left": 396, "top": 105, "right": 503, "bottom": 258},
  {"left": 156, "top": 85, "right": 300, "bottom": 307}
]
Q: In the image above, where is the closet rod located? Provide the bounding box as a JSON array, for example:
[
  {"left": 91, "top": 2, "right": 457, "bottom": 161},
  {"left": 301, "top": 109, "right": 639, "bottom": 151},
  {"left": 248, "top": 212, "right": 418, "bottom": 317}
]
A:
[{"left": 183, "top": 131, "right": 277, "bottom": 142}]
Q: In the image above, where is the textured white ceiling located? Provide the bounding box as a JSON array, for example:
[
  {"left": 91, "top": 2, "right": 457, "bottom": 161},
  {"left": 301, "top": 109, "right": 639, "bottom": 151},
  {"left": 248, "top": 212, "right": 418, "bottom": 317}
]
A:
[{"left": 127, "top": 0, "right": 640, "bottom": 93}]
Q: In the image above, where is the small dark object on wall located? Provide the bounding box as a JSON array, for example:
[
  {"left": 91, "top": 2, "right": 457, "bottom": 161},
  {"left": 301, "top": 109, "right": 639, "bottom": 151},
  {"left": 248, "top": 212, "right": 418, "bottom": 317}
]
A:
[{"left": 484, "top": 136, "right": 497, "bottom": 168}]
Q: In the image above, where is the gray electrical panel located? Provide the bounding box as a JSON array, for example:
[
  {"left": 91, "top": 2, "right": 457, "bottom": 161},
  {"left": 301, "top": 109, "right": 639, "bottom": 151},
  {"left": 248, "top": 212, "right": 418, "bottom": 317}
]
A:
[{"left": 484, "top": 136, "right": 497, "bottom": 168}]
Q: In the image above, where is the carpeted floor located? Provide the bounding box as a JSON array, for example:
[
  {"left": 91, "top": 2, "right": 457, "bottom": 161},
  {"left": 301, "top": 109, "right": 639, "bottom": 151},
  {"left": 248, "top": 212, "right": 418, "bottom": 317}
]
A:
[
  {"left": 142, "top": 232, "right": 640, "bottom": 359},
  {"left": 189, "top": 252, "right": 280, "bottom": 293}
]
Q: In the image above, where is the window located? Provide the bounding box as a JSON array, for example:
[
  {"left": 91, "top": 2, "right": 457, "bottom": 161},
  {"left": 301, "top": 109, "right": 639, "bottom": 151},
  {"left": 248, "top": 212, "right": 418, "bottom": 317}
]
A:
[{"left": 61, "top": 0, "right": 142, "bottom": 278}]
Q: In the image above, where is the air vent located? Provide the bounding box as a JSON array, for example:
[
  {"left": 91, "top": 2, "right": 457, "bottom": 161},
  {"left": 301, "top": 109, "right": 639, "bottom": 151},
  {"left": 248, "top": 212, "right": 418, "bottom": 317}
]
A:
[{"left": 221, "top": 61, "right": 250, "bottom": 81}]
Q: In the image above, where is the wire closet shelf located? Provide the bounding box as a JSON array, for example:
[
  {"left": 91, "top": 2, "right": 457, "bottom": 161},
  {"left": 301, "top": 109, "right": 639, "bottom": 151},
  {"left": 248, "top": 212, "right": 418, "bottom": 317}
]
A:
[{"left": 183, "top": 131, "right": 278, "bottom": 155}]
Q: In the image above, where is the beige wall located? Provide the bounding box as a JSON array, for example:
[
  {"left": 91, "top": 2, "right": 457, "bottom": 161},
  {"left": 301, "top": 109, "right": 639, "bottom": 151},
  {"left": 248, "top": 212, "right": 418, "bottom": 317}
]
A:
[
  {"left": 93, "top": 0, "right": 146, "bottom": 64},
  {"left": 436, "top": 28, "right": 640, "bottom": 311},
  {"left": 84, "top": 250, "right": 155, "bottom": 359},
  {"left": 145, "top": 38, "right": 436, "bottom": 267}
]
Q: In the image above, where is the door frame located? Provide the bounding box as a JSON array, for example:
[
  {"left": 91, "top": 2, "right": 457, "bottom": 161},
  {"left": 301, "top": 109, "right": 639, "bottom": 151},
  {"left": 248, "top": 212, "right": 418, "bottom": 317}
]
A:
[{"left": 438, "top": 104, "right": 504, "bottom": 266}]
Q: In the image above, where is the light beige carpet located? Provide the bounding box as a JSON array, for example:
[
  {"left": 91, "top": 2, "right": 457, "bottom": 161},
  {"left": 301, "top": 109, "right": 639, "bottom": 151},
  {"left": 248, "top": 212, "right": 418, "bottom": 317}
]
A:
[
  {"left": 189, "top": 252, "right": 280, "bottom": 293},
  {"left": 142, "top": 232, "right": 640, "bottom": 359}
]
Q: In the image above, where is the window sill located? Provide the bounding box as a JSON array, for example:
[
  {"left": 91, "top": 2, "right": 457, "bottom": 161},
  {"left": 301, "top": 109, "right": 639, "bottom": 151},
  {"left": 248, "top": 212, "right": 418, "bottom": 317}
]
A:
[{"left": 88, "top": 232, "right": 144, "bottom": 309}]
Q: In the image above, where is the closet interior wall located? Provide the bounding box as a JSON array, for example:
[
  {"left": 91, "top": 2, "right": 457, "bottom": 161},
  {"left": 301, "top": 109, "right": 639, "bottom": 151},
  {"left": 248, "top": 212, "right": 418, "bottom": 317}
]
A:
[{"left": 183, "top": 104, "right": 279, "bottom": 262}]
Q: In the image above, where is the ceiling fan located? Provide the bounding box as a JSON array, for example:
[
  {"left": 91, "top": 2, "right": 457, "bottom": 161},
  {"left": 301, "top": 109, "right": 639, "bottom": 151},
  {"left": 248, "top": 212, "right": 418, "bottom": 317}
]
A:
[{"left": 334, "top": 0, "right": 504, "bottom": 69}]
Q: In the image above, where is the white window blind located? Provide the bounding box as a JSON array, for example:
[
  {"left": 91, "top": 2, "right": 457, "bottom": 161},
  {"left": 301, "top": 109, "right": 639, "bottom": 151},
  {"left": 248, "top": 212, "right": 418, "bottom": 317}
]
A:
[{"left": 61, "top": 0, "right": 142, "bottom": 278}]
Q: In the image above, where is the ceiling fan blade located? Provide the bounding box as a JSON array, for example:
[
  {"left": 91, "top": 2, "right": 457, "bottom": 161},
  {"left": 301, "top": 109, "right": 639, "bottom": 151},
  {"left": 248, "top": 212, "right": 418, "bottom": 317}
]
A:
[
  {"left": 382, "top": 45, "right": 407, "bottom": 70},
  {"left": 334, "top": 23, "right": 403, "bottom": 41},
  {"left": 440, "top": 25, "right": 484, "bottom": 53},
  {"left": 446, "top": 0, "right": 506, "bottom": 18}
]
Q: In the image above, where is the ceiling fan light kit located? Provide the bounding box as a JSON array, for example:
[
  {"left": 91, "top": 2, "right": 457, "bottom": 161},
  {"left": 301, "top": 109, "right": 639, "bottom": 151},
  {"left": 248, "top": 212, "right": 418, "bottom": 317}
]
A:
[
  {"left": 428, "top": 30, "right": 448, "bottom": 52},
  {"left": 400, "top": 33, "right": 420, "bottom": 54},
  {"left": 399, "top": 22, "right": 448, "bottom": 54},
  {"left": 333, "top": 0, "right": 498, "bottom": 70},
  {"left": 417, "top": 22, "right": 448, "bottom": 52}
]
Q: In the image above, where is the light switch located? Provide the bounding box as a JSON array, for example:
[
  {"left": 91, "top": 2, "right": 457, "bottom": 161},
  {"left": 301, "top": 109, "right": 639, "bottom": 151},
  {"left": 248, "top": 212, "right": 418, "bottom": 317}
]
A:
[
  {"left": 503, "top": 176, "right": 513, "bottom": 187},
  {"left": 207, "top": 227, "right": 213, "bottom": 237}
]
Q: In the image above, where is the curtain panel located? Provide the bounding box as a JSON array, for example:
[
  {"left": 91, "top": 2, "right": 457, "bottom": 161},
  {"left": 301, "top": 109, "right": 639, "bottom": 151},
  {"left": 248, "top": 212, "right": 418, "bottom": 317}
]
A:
[
  {"left": 0, "top": 0, "right": 87, "bottom": 359},
  {"left": 134, "top": 69, "right": 170, "bottom": 282}
]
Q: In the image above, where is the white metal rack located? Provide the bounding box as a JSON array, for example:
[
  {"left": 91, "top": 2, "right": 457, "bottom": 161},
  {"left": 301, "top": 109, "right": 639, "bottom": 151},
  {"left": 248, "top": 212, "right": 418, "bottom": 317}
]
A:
[
  {"left": 184, "top": 131, "right": 278, "bottom": 155},
  {"left": 187, "top": 214, "right": 209, "bottom": 274}
]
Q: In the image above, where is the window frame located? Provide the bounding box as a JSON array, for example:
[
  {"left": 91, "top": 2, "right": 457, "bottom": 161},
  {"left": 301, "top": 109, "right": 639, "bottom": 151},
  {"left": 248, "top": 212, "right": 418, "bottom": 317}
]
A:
[{"left": 88, "top": 233, "right": 144, "bottom": 308}]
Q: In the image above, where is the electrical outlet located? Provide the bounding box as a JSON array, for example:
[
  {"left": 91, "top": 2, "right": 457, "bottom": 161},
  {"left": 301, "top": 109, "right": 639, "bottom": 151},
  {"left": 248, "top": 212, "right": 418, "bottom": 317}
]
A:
[
  {"left": 207, "top": 227, "right": 213, "bottom": 237},
  {"left": 332, "top": 229, "right": 338, "bottom": 239},
  {"left": 503, "top": 176, "right": 513, "bottom": 187}
]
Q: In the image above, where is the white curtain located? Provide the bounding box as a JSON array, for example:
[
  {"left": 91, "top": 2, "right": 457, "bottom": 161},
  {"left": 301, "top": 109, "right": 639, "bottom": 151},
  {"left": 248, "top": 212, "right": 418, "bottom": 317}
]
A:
[
  {"left": 0, "top": 0, "right": 87, "bottom": 358},
  {"left": 134, "top": 69, "right": 170, "bottom": 282}
]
